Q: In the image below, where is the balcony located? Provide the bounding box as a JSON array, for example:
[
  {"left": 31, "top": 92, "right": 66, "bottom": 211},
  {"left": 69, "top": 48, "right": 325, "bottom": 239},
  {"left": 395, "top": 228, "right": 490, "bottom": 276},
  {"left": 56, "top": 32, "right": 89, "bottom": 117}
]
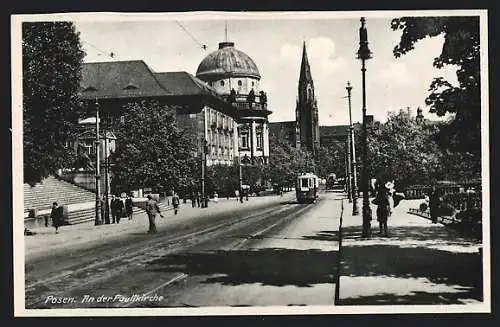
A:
[{"left": 222, "top": 94, "right": 268, "bottom": 111}]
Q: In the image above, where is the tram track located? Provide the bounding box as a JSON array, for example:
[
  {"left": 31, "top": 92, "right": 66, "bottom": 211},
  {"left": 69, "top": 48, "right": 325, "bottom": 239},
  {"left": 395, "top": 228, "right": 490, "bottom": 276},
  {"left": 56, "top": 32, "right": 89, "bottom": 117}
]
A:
[
  {"left": 25, "top": 201, "right": 306, "bottom": 309},
  {"left": 112, "top": 200, "right": 321, "bottom": 308}
]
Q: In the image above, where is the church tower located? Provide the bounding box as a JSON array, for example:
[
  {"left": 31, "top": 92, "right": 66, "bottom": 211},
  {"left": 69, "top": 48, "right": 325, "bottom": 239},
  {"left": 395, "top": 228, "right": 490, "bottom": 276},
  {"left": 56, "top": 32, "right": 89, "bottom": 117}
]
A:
[{"left": 295, "top": 41, "right": 320, "bottom": 156}]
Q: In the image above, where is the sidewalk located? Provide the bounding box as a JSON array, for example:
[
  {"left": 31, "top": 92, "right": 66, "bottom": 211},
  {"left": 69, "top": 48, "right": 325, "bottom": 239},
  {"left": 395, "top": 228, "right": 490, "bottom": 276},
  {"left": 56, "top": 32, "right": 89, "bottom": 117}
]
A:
[
  {"left": 24, "top": 193, "right": 294, "bottom": 261},
  {"left": 338, "top": 197, "right": 484, "bottom": 305}
]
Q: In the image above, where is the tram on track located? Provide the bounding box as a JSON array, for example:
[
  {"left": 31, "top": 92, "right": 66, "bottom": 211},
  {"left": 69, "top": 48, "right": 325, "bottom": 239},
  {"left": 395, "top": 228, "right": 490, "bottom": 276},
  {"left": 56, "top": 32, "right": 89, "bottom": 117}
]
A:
[{"left": 296, "top": 173, "right": 319, "bottom": 203}]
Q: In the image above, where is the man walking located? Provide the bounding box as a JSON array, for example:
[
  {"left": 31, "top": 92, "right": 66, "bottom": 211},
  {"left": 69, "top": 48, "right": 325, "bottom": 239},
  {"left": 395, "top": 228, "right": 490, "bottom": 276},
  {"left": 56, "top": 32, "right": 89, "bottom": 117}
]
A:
[
  {"left": 145, "top": 194, "right": 163, "bottom": 233},
  {"left": 172, "top": 191, "right": 180, "bottom": 215}
]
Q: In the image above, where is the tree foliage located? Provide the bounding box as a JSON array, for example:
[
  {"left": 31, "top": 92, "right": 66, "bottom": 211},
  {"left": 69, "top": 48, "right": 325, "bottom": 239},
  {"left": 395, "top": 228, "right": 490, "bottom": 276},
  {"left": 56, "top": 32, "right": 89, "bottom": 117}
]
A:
[
  {"left": 315, "top": 141, "right": 347, "bottom": 179},
  {"left": 22, "top": 22, "right": 85, "bottom": 185},
  {"left": 391, "top": 16, "right": 481, "bottom": 155},
  {"left": 266, "top": 135, "right": 316, "bottom": 186},
  {"left": 365, "top": 109, "right": 443, "bottom": 189},
  {"left": 110, "top": 100, "right": 198, "bottom": 194}
]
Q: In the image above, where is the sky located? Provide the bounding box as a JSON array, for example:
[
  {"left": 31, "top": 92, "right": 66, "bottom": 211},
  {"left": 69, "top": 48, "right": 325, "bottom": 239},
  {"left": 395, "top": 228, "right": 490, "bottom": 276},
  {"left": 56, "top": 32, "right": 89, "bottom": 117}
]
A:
[{"left": 72, "top": 12, "right": 460, "bottom": 125}]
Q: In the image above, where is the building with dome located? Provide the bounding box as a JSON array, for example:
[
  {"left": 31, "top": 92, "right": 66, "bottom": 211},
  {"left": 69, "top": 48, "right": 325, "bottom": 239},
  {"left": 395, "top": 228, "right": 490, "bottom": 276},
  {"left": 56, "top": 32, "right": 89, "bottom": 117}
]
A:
[{"left": 195, "top": 41, "right": 272, "bottom": 166}]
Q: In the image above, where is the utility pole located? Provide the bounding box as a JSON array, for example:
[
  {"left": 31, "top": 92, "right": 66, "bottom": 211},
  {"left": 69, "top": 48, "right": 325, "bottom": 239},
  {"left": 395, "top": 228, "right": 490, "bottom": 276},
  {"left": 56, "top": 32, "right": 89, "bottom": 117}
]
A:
[
  {"left": 94, "top": 99, "right": 102, "bottom": 226},
  {"left": 346, "top": 81, "right": 359, "bottom": 215},
  {"left": 357, "top": 17, "right": 373, "bottom": 237},
  {"left": 103, "top": 112, "right": 110, "bottom": 224},
  {"left": 344, "top": 145, "right": 350, "bottom": 199},
  {"left": 346, "top": 129, "right": 352, "bottom": 203}
]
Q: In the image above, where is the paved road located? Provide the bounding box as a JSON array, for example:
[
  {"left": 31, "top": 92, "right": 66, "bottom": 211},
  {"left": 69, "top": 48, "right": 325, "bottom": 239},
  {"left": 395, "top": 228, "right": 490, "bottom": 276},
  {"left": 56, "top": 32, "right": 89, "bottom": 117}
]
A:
[{"left": 25, "top": 191, "right": 343, "bottom": 308}]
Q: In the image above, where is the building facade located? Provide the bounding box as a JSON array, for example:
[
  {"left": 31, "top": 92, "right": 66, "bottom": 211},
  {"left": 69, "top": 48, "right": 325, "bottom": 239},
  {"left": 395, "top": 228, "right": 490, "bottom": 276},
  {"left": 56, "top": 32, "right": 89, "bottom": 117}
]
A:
[{"left": 195, "top": 41, "right": 272, "bottom": 166}]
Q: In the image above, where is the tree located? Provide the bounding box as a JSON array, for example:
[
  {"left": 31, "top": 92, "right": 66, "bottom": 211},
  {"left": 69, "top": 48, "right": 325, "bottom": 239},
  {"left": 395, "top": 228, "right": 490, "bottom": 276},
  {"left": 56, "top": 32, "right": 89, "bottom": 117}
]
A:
[
  {"left": 366, "top": 109, "right": 443, "bottom": 189},
  {"left": 110, "top": 100, "right": 197, "bottom": 194},
  {"left": 22, "top": 22, "right": 85, "bottom": 185},
  {"left": 266, "top": 135, "right": 316, "bottom": 187},
  {"left": 391, "top": 16, "right": 480, "bottom": 155},
  {"left": 315, "top": 142, "right": 347, "bottom": 179}
]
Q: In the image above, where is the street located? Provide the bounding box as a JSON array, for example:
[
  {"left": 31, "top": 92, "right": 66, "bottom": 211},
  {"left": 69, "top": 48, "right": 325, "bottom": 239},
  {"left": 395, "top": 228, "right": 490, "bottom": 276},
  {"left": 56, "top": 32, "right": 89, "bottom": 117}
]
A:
[{"left": 25, "top": 191, "right": 343, "bottom": 308}]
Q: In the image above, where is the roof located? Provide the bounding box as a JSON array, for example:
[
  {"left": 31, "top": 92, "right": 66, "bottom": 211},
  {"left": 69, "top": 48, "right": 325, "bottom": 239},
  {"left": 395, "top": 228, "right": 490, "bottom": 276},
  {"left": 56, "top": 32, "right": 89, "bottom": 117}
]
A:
[
  {"left": 299, "top": 42, "right": 313, "bottom": 84},
  {"left": 196, "top": 42, "right": 261, "bottom": 81},
  {"left": 154, "top": 71, "right": 220, "bottom": 98},
  {"left": 79, "top": 60, "right": 171, "bottom": 99},
  {"left": 319, "top": 125, "right": 350, "bottom": 137}
]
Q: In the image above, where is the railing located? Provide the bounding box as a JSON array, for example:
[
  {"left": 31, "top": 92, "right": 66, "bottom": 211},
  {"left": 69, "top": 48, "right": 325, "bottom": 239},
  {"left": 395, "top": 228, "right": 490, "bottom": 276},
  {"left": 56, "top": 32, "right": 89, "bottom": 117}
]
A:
[
  {"left": 404, "top": 184, "right": 461, "bottom": 199},
  {"left": 221, "top": 94, "right": 268, "bottom": 110}
]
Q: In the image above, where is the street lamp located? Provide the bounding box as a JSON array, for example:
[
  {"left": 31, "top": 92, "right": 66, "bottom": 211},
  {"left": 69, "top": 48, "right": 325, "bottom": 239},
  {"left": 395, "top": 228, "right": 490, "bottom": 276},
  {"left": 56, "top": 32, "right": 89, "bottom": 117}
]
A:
[
  {"left": 346, "top": 81, "right": 359, "bottom": 216},
  {"left": 357, "top": 17, "right": 373, "bottom": 237},
  {"left": 201, "top": 139, "right": 208, "bottom": 208}
]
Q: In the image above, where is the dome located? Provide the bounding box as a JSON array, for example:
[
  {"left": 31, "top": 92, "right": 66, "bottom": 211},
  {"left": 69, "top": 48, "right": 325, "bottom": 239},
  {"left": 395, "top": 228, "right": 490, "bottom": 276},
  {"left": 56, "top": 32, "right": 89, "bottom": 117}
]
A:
[{"left": 196, "top": 42, "right": 261, "bottom": 81}]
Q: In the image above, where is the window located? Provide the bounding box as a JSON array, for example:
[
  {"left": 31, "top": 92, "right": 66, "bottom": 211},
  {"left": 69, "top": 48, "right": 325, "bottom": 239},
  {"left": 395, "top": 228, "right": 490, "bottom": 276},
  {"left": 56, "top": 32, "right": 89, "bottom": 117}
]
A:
[
  {"left": 256, "top": 132, "right": 263, "bottom": 149},
  {"left": 301, "top": 179, "right": 310, "bottom": 188},
  {"left": 189, "top": 113, "right": 196, "bottom": 119},
  {"left": 220, "top": 80, "right": 225, "bottom": 86},
  {"left": 251, "top": 81, "right": 255, "bottom": 87},
  {"left": 240, "top": 132, "right": 249, "bottom": 149},
  {"left": 238, "top": 80, "right": 242, "bottom": 86}
]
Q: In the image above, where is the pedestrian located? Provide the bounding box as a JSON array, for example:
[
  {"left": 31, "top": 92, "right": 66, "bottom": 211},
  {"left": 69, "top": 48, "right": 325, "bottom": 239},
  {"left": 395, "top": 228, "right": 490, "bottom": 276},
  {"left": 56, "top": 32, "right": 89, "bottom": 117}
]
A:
[
  {"left": 196, "top": 191, "right": 201, "bottom": 208},
  {"left": 172, "top": 191, "right": 180, "bottom": 215},
  {"left": 429, "top": 185, "right": 441, "bottom": 224},
  {"left": 110, "top": 195, "right": 120, "bottom": 224},
  {"left": 145, "top": 194, "right": 163, "bottom": 233},
  {"left": 191, "top": 191, "right": 196, "bottom": 208},
  {"left": 125, "top": 194, "right": 133, "bottom": 220},
  {"left": 50, "top": 202, "right": 64, "bottom": 234},
  {"left": 213, "top": 191, "right": 219, "bottom": 203},
  {"left": 235, "top": 189, "right": 239, "bottom": 201},
  {"left": 239, "top": 188, "right": 244, "bottom": 203},
  {"left": 373, "top": 182, "right": 392, "bottom": 237}
]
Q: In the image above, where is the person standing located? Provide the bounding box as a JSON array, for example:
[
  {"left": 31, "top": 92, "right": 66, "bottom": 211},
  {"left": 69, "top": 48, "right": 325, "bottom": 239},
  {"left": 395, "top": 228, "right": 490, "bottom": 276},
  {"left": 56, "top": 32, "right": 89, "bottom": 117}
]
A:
[
  {"left": 110, "top": 195, "right": 119, "bottom": 224},
  {"left": 196, "top": 191, "right": 201, "bottom": 208},
  {"left": 373, "top": 183, "right": 392, "bottom": 237},
  {"left": 191, "top": 191, "right": 196, "bottom": 208},
  {"left": 172, "top": 191, "right": 180, "bottom": 215},
  {"left": 145, "top": 194, "right": 163, "bottom": 233},
  {"left": 50, "top": 202, "right": 64, "bottom": 234},
  {"left": 213, "top": 191, "right": 219, "bottom": 203},
  {"left": 429, "top": 186, "right": 441, "bottom": 224},
  {"left": 125, "top": 194, "right": 133, "bottom": 220}
]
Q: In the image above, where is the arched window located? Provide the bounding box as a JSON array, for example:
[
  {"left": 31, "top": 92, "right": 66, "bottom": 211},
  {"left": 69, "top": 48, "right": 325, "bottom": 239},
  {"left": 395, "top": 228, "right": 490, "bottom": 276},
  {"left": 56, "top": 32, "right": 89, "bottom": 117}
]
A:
[
  {"left": 238, "top": 80, "right": 242, "bottom": 86},
  {"left": 220, "top": 80, "right": 225, "bottom": 86}
]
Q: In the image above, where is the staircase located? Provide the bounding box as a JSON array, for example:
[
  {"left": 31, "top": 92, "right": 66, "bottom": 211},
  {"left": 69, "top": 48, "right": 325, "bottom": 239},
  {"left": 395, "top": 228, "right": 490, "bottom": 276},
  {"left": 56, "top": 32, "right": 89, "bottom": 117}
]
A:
[{"left": 24, "top": 175, "right": 96, "bottom": 212}]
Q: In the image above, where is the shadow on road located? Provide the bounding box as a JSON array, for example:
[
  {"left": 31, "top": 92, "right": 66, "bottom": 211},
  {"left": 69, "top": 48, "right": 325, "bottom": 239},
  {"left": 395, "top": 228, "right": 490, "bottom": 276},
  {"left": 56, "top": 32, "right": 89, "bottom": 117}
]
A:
[
  {"left": 147, "top": 247, "right": 338, "bottom": 287},
  {"left": 301, "top": 230, "right": 339, "bottom": 242},
  {"left": 338, "top": 225, "right": 483, "bottom": 304}
]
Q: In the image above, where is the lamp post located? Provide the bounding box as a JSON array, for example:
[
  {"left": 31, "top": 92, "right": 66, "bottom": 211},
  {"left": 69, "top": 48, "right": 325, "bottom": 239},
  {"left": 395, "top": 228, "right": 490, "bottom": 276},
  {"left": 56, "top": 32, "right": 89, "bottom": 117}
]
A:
[
  {"left": 346, "top": 134, "right": 352, "bottom": 203},
  {"left": 357, "top": 17, "right": 372, "bottom": 237},
  {"left": 94, "top": 98, "right": 102, "bottom": 226},
  {"left": 346, "top": 81, "right": 359, "bottom": 216},
  {"left": 103, "top": 112, "right": 110, "bottom": 224},
  {"left": 201, "top": 139, "right": 208, "bottom": 208}
]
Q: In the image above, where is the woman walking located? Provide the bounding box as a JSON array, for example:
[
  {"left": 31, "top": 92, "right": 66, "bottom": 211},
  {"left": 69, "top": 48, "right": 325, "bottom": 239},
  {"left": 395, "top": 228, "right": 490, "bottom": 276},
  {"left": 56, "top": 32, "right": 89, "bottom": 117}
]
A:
[{"left": 50, "top": 202, "right": 64, "bottom": 234}]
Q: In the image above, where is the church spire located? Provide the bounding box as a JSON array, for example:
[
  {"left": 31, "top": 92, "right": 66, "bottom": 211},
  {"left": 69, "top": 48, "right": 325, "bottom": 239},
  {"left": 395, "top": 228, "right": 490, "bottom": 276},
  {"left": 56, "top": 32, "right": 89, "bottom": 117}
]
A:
[{"left": 299, "top": 41, "right": 313, "bottom": 84}]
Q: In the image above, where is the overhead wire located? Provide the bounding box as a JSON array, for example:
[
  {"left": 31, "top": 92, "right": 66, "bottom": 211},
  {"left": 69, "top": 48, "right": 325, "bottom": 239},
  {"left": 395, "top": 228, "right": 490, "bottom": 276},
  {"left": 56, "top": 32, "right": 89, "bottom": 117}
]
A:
[{"left": 174, "top": 21, "right": 207, "bottom": 51}]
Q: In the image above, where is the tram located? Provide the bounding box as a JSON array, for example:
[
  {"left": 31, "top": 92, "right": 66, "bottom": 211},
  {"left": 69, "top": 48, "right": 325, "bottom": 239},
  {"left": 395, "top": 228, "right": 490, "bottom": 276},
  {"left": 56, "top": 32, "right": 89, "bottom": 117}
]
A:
[{"left": 296, "top": 173, "right": 319, "bottom": 203}]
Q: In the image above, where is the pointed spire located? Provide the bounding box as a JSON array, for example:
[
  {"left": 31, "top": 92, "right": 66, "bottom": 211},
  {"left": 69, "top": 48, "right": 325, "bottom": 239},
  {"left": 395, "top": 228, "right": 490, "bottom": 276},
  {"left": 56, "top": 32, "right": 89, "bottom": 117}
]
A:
[{"left": 299, "top": 41, "right": 313, "bottom": 83}]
